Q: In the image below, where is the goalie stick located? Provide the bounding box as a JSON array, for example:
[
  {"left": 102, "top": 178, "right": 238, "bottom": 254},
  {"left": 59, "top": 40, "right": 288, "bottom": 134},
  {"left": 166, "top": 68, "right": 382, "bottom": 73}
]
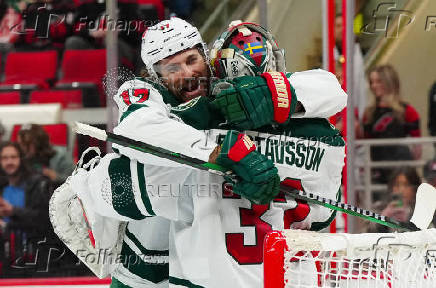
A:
[{"left": 73, "top": 122, "right": 436, "bottom": 232}]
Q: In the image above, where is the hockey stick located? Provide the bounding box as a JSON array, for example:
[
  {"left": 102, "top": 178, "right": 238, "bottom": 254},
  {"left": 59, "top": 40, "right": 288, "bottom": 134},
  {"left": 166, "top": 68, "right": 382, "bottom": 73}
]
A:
[{"left": 73, "top": 122, "right": 436, "bottom": 232}]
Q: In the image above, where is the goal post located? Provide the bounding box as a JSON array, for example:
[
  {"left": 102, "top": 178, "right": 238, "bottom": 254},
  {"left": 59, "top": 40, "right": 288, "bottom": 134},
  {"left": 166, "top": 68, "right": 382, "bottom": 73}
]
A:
[{"left": 264, "top": 229, "right": 436, "bottom": 288}]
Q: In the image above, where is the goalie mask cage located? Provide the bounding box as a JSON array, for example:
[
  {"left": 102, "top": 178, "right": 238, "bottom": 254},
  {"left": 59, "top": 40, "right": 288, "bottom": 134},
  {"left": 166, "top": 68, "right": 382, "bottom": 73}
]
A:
[{"left": 264, "top": 229, "right": 436, "bottom": 288}]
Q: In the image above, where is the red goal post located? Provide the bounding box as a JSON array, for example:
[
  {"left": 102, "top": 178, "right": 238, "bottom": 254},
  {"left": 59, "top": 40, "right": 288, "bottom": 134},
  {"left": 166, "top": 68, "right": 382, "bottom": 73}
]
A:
[{"left": 264, "top": 229, "right": 436, "bottom": 288}]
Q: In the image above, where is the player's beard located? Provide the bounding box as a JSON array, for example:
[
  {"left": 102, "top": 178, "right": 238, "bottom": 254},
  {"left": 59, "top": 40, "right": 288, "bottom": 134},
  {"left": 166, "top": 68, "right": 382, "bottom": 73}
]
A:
[
  {"left": 167, "top": 68, "right": 210, "bottom": 103},
  {"left": 177, "top": 75, "right": 210, "bottom": 102}
]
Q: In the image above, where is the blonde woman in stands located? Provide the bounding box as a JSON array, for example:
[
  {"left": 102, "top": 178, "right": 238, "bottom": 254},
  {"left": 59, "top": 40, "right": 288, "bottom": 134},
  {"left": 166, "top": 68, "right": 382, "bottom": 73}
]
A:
[{"left": 363, "top": 64, "right": 421, "bottom": 184}]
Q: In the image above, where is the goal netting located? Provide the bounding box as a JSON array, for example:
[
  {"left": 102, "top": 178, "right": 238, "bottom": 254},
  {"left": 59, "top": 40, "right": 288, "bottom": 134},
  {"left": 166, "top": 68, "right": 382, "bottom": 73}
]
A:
[{"left": 264, "top": 229, "right": 436, "bottom": 288}]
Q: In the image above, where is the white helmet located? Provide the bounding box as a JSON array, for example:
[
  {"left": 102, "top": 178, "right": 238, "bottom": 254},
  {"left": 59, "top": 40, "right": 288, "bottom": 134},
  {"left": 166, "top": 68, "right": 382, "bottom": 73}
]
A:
[
  {"left": 210, "top": 20, "right": 286, "bottom": 79},
  {"left": 141, "top": 17, "right": 208, "bottom": 79}
]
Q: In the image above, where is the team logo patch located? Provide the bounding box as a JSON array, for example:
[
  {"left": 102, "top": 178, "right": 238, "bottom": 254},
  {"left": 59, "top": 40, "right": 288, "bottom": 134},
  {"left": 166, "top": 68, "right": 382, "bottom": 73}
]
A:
[
  {"left": 374, "top": 114, "right": 394, "bottom": 132},
  {"left": 243, "top": 42, "right": 265, "bottom": 55},
  {"left": 121, "top": 88, "right": 149, "bottom": 106},
  {"left": 171, "top": 96, "right": 200, "bottom": 112}
]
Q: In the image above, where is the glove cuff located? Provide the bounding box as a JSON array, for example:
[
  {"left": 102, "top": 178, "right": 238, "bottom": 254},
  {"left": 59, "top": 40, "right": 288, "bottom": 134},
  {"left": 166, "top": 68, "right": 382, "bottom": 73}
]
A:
[
  {"left": 217, "top": 130, "right": 256, "bottom": 166},
  {"left": 261, "top": 72, "right": 297, "bottom": 124}
]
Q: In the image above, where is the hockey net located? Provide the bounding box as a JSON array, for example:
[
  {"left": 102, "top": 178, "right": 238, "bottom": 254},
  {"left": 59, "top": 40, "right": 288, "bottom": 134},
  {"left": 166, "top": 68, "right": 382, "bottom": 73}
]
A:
[{"left": 264, "top": 229, "right": 436, "bottom": 288}]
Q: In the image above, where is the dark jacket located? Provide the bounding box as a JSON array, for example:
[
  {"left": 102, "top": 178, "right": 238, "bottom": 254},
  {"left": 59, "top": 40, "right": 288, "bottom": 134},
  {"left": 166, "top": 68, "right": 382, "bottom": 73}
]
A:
[
  {"left": 1, "top": 173, "right": 53, "bottom": 238},
  {"left": 429, "top": 81, "right": 436, "bottom": 136},
  {"left": 0, "top": 173, "right": 54, "bottom": 277}
]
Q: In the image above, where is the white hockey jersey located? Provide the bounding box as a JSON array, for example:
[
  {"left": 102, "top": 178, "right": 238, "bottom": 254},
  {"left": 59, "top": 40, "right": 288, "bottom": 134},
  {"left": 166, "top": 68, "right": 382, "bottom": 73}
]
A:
[{"left": 71, "top": 69, "right": 346, "bottom": 287}]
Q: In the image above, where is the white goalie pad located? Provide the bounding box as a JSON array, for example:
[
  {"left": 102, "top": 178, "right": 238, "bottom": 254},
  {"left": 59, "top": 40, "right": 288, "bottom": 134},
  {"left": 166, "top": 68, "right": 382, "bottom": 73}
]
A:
[{"left": 49, "top": 151, "right": 126, "bottom": 278}]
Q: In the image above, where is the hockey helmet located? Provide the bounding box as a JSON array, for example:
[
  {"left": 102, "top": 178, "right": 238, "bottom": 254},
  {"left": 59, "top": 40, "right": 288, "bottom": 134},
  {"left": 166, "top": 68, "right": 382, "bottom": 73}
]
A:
[
  {"left": 210, "top": 21, "right": 286, "bottom": 79},
  {"left": 141, "top": 17, "right": 209, "bottom": 79}
]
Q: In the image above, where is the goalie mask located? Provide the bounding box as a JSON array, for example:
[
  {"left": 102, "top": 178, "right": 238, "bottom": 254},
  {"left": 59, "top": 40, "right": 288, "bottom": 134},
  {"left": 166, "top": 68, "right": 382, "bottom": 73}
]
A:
[
  {"left": 210, "top": 21, "right": 286, "bottom": 79},
  {"left": 141, "top": 17, "right": 209, "bottom": 80}
]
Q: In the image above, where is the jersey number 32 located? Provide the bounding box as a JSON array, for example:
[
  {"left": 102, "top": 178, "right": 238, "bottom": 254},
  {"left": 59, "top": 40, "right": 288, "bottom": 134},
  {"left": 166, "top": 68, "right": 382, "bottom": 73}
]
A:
[{"left": 224, "top": 179, "right": 310, "bottom": 265}]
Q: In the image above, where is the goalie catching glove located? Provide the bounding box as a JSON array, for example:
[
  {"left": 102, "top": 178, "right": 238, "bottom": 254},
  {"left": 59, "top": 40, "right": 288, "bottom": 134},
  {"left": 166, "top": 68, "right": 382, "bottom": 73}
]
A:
[
  {"left": 211, "top": 130, "right": 280, "bottom": 204},
  {"left": 211, "top": 72, "right": 297, "bottom": 130}
]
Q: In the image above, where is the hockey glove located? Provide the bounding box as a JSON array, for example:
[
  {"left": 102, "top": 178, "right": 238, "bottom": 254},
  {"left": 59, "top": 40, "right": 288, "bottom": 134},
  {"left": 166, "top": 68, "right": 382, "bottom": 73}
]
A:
[
  {"left": 211, "top": 72, "right": 297, "bottom": 130},
  {"left": 216, "top": 130, "right": 280, "bottom": 204}
]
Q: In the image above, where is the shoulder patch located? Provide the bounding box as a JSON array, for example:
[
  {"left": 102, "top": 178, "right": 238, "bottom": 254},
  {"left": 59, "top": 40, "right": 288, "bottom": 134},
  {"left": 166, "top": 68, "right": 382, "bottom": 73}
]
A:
[{"left": 120, "top": 88, "right": 150, "bottom": 106}]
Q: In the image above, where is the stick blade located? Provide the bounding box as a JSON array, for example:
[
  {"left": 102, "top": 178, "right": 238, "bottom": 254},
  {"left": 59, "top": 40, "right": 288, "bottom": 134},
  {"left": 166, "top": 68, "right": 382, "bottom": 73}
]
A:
[
  {"left": 72, "top": 122, "right": 108, "bottom": 142},
  {"left": 410, "top": 183, "right": 436, "bottom": 230}
]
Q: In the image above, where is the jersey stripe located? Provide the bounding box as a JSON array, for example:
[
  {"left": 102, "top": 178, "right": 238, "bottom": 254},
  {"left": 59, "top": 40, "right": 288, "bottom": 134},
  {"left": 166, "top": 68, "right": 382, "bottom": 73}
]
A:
[
  {"left": 258, "top": 118, "right": 345, "bottom": 147},
  {"left": 120, "top": 242, "right": 169, "bottom": 284},
  {"left": 125, "top": 227, "right": 169, "bottom": 257},
  {"left": 130, "top": 160, "right": 152, "bottom": 217},
  {"left": 137, "top": 162, "right": 156, "bottom": 216},
  {"left": 120, "top": 104, "right": 146, "bottom": 123},
  {"left": 112, "top": 266, "right": 169, "bottom": 288},
  {"left": 169, "top": 277, "right": 205, "bottom": 288},
  {"left": 108, "top": 156, "right": 146, "bottom": 220}
]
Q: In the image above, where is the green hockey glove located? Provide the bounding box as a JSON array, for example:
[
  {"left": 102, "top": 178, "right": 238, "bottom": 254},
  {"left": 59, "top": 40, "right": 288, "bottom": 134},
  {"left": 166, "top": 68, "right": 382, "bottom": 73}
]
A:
[
  {"left": 211, "top": 72, "right": 297, "bottom": 130},
  {"left": 216, "top": 130, "right": 280, "bottom": 204}
]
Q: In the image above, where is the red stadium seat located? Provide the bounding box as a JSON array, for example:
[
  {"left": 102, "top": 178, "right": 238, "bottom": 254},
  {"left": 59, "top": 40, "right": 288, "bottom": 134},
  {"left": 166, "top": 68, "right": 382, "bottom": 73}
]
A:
[
  {"left": 11, "top": 123, "right": 69, "bottom": 147},
  {"left": 0, "top": 91, "right": 20, "bottom": 105},
  {"left": 55, "top": 49, "right": 106, "bottom": 106},
  {"left": 0, "top": 51, "right": 58, "bottom": 89},
  {"left": 72, "top": 0, "right": 97, "bottom": 7},
  {"left": 29, "top": 90, "right": 83, "bottom": 109}
]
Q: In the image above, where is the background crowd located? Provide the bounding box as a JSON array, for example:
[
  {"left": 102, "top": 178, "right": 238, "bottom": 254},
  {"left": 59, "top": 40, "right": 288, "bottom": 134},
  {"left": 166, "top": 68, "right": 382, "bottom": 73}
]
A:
[
  {"left": 0, "top": 0, "right": 434, "bottom": 280},
  {"left": 0, "top": 0, "right": 176, "bottom": 278},
  {"left": 331, "top": 7, "right": 436, "bottom": 233}
]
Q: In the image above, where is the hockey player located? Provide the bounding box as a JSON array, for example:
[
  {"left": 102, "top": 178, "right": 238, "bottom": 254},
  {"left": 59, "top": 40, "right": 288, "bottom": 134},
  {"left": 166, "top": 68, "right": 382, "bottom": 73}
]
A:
[
  {"left": 53, "top": 17, "right": 346, "bottom": 287},
  {"left": 108, "top": 19, "right": 344, "bottom": 287},
  {"left": 207, "top": 20, "right": 345, "bottom": 230}
]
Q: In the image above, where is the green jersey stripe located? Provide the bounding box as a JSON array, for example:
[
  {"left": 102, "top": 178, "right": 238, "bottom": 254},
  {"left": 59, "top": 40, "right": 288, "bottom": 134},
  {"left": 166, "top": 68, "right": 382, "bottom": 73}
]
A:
[
  {"left": 120, "top": 241, "right": 169, "bottom": 284},
  {"left": 125, "top": 227, "right": 169, "bottom": 256},
  {"left": 110, "top": 277, "right": 132, "bottom": 288},
  {"left": 120, "top": 104, "right": 146, "bottom": 123},
  {"left": 129, "top": 160, "right": 152, "bottom": 217},
  {"left": 137, "top": 162, "right": 156, "bottom": 216},
  {"left": 169, "top": 277, "right": 205, "bottom": 288}
]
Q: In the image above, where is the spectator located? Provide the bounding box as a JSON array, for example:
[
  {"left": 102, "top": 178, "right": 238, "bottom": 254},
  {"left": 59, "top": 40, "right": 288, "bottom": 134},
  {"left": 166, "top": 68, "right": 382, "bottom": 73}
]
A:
[
  {"left": 424, "top": 157, "right": 436, "bottom": 188},
  {"left": 0, "top": 0, "right": 24, "bottom": 54},
  {"left": 65, "top": 0, "right": 140, "bottom": 70},
  {"left": 0, "top": 141, "right": 53, "bottom": 276},
  {"left": 429, "top": 81, "right": 436, "bottom": 138},
  {"left": 17, "top": 124, "right": 74, "bottom": 187},
  {"left": 167, "top": 0, "right": 194, "bottom": 20},
  {"left": 0, "top": 121, "right": 5, "bottom": 142},
  {"left": 425, "top": 158, "right": 436, "bottom": 228},
  {"left": 363, "top": 64, "right": 421, "bottom": 183},
  {"left": 367, "top": 167, "right": 421, "bottom": 233}
]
